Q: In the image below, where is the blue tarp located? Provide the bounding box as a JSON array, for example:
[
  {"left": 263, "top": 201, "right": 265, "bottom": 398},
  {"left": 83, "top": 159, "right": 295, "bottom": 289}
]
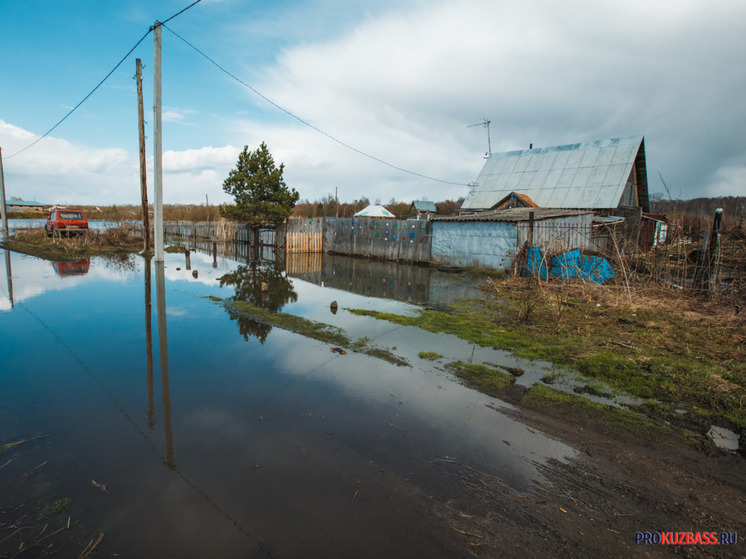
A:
[{"left": 526, "top": 248, "right": 615, "bottom": 284}]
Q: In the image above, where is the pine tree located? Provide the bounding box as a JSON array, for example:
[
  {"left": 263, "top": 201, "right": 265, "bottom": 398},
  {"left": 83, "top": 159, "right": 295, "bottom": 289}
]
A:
[{"left": 220, "top": 143, "right": 299, "bottom": 244}]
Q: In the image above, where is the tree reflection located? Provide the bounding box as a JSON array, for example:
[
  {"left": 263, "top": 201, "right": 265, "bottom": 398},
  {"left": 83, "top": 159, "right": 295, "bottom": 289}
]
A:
[{"left": 219, "top": 259, "right": 298, "bottom": 344}]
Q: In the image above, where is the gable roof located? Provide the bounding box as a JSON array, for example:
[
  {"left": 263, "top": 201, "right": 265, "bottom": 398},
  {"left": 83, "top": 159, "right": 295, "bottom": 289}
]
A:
[
  {"left": 411, "top": 200, "right": 437, "bottom": 212},
  {"left": 354, "top": 204, "right": 395, "bottom": 217},
  {"left": 462, "top": 135, "right": 648, "bottom": 211}
]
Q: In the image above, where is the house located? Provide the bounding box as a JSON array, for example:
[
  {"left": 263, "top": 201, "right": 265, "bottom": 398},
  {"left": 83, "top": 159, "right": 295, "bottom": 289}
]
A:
[
  {"left": 461, "top": 136, "right": 651, "bottom": 248},
  {"left": 409, "top": 200, "right": 437, "bottom": 220}
]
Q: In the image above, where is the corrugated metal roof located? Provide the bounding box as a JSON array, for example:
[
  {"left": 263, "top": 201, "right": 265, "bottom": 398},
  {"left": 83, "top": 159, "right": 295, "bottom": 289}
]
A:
[
  {"left": 462, "top": 136, "right": 644, "bottom": 211},
  {"left": 434, "top": 207, "right": 591, "bottom": 223}
]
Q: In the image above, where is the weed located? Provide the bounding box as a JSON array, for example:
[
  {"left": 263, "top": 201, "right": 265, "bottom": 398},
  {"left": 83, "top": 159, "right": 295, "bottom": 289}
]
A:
[
  {"left": 37, "top": 498, "right": 70, "bottom": 519},
  {"left": 418, "top": 351, "right": 443, "bottom": 361}
]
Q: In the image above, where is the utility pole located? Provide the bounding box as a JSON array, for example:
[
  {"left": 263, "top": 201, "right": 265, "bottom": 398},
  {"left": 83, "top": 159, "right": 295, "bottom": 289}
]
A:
[
  {"left": 153, "top": 21, "right": 164, "bottom": 262},
  {"left": 136, "top": 58, "right": 151, "bottom": 253},
  {"left": 0, "top": 147, "right": 9, "bottom": 240}
]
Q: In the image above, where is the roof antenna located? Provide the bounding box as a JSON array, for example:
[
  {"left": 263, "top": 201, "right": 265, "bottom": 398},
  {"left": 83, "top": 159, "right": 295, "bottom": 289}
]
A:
[{"left": 468, "top": 118, "right": 492, "bottom": 157}]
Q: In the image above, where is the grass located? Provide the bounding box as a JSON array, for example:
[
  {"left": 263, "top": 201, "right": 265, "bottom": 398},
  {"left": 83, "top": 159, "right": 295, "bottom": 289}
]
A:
[
  {"left": 446, "top": 361, "right": 515, "bottom": 398},
  {"left": 2, "top": 226, "right": 143, "bottom": 260},
  {"left": 348, "top": 277, "right": 746, "bottom": 432},
  {"left": 522, "top": 384, "right": 693, "bottom": 443},
  {"left": 418, "top": 351, "right": 443, "bottom": 361},
  {"left": 37, "top": 498, "right": 71, "bottom": 519}
]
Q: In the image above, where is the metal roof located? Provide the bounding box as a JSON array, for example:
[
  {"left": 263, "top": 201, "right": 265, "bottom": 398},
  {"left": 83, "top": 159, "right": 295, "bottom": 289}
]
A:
[
  {"left": 461, "top": 135, "right": 645, "bottom": 211},
  {"left": 353, "top": 204, "right": 395, "bottom": 217},
  {"left": 434, "top": 207, "right": 591, "bottom": 223},
  {"left": 6, "top": 200, "right": 46, "bottom": 207},
  {"left": 411, "top": 200, "right": 437, "bottom": 212}
]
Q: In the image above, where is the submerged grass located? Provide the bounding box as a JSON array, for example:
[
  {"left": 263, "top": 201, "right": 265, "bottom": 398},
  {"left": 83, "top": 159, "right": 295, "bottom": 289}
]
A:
[{"left": 446, "top": 361, "right": 514, "bottom": 398}]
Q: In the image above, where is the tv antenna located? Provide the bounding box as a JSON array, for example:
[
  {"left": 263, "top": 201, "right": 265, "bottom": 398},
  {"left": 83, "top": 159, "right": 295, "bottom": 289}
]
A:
[{"left": 468, "top": 118, "right": 492, "bottom": 157}]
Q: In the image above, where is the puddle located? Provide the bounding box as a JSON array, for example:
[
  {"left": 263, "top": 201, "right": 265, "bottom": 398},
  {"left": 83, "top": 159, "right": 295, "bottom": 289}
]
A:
[
  {"left": 708, "top": 425, "right": 741, "bottom": 452},
  {"left": 0, "top": 246, "right": 576, "bottom": 558}
]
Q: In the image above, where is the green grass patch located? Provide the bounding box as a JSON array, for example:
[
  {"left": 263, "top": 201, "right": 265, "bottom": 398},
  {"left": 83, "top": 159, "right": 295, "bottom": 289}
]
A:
[
  {"left": 418, "top": 351, "right": 443, "bottom": 361},
  {"left": 446, "top": 361, "right": 514, "bottom": 398},
  {"left": 522, "top": 384, "right": 688, "bottom": 442},
  {"left": 348, "top": 296, "right": 746, "bottom": 431}
]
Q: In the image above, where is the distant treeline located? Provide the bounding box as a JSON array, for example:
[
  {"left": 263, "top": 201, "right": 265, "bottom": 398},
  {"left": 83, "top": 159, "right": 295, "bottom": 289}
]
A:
[
  {"left": 650, "top": 195, "right": 746, "bottom": 217},
  {"left": 290, "top": 196, "right": 464, "bottom": 219}
]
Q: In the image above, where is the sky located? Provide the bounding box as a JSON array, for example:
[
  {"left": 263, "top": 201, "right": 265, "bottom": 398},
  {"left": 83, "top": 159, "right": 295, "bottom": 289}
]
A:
[{"left": 1, "top": 0, "right": 745, "bottom": 207}]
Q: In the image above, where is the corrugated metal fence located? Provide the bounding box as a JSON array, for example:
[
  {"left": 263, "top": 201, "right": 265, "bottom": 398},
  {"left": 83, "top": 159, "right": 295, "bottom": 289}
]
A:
[{"left": 323, "top": 217, "right": 433, "bottom": 262}]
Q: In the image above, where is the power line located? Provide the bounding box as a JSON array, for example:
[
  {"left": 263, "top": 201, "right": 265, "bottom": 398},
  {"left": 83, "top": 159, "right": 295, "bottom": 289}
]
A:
[
  {"left": 162, "top": 23, "right": 467, "bottom": 187},
  {"left": 6, "top": 0, "right": 203, "bottom": 160}
]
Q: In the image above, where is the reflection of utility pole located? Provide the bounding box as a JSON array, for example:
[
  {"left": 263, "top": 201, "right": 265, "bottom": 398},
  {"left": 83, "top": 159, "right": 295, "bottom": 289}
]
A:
[
  {"left": 4, "top": 248, "right": 13, "bottom": 308},
  {"left": 144, "top": 257, "right": 155, "bottom": 428},
  {"left": 155, "top": 261, "right": 174, "bottom": 468}
]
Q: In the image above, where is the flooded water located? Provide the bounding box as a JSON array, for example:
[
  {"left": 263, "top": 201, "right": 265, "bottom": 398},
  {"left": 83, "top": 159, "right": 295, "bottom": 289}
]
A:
[{"left": 1, "top": 245, "right": 575, "bottom": 558}]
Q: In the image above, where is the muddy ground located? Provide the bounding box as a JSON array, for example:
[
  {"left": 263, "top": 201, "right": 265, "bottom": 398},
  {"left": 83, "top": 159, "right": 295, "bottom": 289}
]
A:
[{"left": 433, "top": 394, "right": 746, "bottom": 558}]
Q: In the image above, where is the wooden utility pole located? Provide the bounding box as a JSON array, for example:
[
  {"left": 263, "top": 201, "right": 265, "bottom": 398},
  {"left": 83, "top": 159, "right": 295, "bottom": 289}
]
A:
[
  {"left": 153, "top": 21, "right": 164, "bottom": 262},
  {"left": 0, "top": 147, "right": 9, "bottom": 239},
  {"left": 136, "top": 58, "right": 151, "bottom": 252}
]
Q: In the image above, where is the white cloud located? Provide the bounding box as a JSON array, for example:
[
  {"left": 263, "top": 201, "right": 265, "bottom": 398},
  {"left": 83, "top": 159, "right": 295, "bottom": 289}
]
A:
[{"left": 3, "top": 0, "right": 746, "bottom": 205}]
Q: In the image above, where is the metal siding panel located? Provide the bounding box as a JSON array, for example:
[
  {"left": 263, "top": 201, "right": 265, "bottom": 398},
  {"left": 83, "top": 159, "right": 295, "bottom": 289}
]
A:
[
  {"left": 518, "top": 171, "right": 535, "bottom": 188},
  {"left": 543, "top": 168, "right": 564, "bottom": 190},
  {"left": 580, "top": 147, "right": 600, "bottom": 168},
  {"left": 538, "top": 151, "right": 558, "bottom": 171},
  {"left": 551, "top": 149, "right": 572, "bottom": 170},
  {"left": 524, "top": 154, "right": 541, "bottom": 172},
  {"left": 595, "top": 146, "right": 616, "bottom": 167},
  {"left": 565, "top": 149, "right": 584, "bottom": 168},
  {"left": 513, "top": 155, "right": 530, "bottom": 173},
  {"left": 545, "top": 187, "right": 570, "bottom": 207},
  {"left": 587, "top": 165, "right": 608, "bottom": 188},
  {"left": 557, "top": 167, "right": 578, "bottom": 188},
  {"left": 531, "top": 169, "right": 550, "bottom": 190},
  {"left": 504, "top": 171, "right": 522, "bottom": 190},
  {"left": 611, "top": 144, "right": 637, "bottom": 166},
  {"left": 604, "top": 164, "right": 628, "bottom": 188}
]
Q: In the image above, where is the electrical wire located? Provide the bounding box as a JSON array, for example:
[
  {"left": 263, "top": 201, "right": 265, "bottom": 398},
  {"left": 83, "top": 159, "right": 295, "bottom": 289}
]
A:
[
  {"left": 5, "top": 0, "right": 204, "bottom": 160},
  {"left": 162, "top": 23, "right": 468, "bottom": 187}
]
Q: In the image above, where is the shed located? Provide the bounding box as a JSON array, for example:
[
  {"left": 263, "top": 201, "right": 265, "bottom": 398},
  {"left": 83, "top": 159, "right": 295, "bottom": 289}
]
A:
[
  {"left": 354, "top": 205, "right": 395, "bottom": 218},
  {"left": 409, "top": 200, "right": 437, "bottom": 219},
  {"left": 462, "top": 135, "right": 649, "bottom": 213},
  {"left": 6, "top": 200, "right": 48, "bottom": 212},
  {"left": 432, "top": 208, "right": 594, "bottom": 271}
]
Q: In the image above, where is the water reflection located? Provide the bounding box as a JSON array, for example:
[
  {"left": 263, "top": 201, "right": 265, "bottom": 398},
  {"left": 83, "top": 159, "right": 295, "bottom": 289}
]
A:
[
  {"left": 218, "top": 253, "right": 298, "bottom": 344},
  {"left": 3, "top": 248, "right": 12, "bottom": 308},
  {"left": 52, "top": 258, "right": 90, "bottom": 277},
  {"left": 0, "top": 246, "right": 579, "bottom": 558},
  {"left": 155, "top": 259, "right": 175, "bottom": 468}
]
